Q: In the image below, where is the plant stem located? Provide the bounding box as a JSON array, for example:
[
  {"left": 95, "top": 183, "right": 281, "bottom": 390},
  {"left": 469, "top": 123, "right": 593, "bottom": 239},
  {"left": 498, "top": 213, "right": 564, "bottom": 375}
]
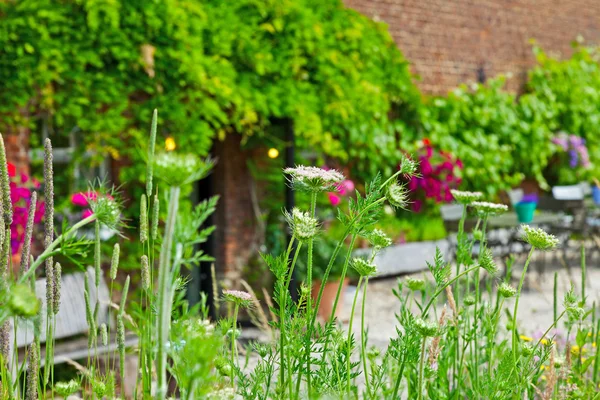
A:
[
  {"left": 417, "top": 338, "right": 427, "bottom": 400},
  {"left": 391, "top": 355, "right": 407, "bottom": 399},
  {"left": 156, "top": 186, "right": 180, "bottom": 399},
  {"left": 422, "top": 265, "right": 480, "bottom": 316},
  {"left": 512, "top": 247, "right": 535, "bottom": 372},
  {"left": 473, "top": 216, "right": 487, "bottom": 389},
  {"left": 346, "top": 276, "right": 362, "bottom": 395},
  {"left": 231, "top": 303, "right": 239, "bottom": 385},
  {"left": 305, "top": 192, "right": 317, "bottom": 398},
  {"left": 361, "top": 276, "right": 371, "bottom": 399},
  {"left": 279, "top": 237, "right": 299, "bottom": 395}
]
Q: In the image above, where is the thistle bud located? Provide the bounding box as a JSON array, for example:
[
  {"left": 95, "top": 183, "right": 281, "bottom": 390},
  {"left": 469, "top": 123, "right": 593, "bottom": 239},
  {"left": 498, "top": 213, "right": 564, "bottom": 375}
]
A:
[
  {"left": 141, "top": 255, "right": 150, "bottom": 291},
  {"left": 140, "top": 194, "right": 148, "bottom": 243},
  {"left": 110, "top": 243, "right": 120, "bottom": 280}
]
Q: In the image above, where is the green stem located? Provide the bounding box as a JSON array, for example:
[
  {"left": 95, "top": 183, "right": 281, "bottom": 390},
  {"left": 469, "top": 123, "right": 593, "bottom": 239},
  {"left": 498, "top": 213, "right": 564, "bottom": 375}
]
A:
[
  {"left": 279, "top": 237, "right": 299, "bottom": 394},
  {"left": 417, "top": 338, "right": 427, "bottom": 400},
  {"left": 361, "top": 277, "right": 371, "bottom": 399},
  {"left": 231, "top": 304, "right": 239, "bottom": 385},
  {"left": 422, "top": 265, "right": 480, "bottom": 317},
  {"left": 473, "top": 216, "right": 487, "bottom": 388},
  {"left": 512, "top": 247, "right": 535, "bottom": 372},
  {"left": 391, "top": 355, "right": 407, "bottom": 399},
  {"left": 305, "top": 192, "right": 317, "bottom": 399},
  {"left": 346, "top": 276, "right": 363, "bottom": 395},
  {"left": 19, "top": 215, "right": 96, "bottom": 284},
  {"left": 156, "top": 186, "right": 180, "bottom": 400}
]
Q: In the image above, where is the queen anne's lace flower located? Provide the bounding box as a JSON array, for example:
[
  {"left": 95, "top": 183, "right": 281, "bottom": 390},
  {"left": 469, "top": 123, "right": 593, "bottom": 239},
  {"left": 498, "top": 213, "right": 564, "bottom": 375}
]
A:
[
  {"left": 471, "top": 201, "right": 508, "bottom": 216},
  {"left": 350, "top": 258, "right": 377, "bottom": 277},
  {"left": 498, "top": 282, "right": 516, "bottom": 298},
  {"left": 285, "top": 208, "right": 319, "bottom": 240},
  {"left": 414, "top": 318, "right": 439, "bottom": 337},
  {"left": 399, "top": 155, "right": 418, "bottom": 176},
  {"left": 450, "top": 189, "right": 483, "bottom": 205},
  {"left": 223, "top": 290, "right": 253, "bottom": 307},
  {"left": 521, "top": 225, "right": 559, "bottom": 251},
  {"left": 284, "top": 166, "right": 344, "bottom": 192},
  {"left": 406, "top": 277, "right": 425, "bottom": 291},
  {"left": 368, "top": 229, "right": 392, "bottom": 250},
  {"left": 154, "top": 152, "right": 214, "bottom": 187}
]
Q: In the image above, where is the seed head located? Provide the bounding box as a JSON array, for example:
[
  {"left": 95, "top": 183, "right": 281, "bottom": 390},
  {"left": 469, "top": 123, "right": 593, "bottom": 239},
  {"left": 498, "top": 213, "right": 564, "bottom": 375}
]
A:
[
  {"left": 110, "top": 243, "right": 120, "bottom": 280},
  {"left": 450, "top": 189, "right": 483, "bottom": 205},
  {"left": 498, "top": 282, "right": 516, "bottom": 298},
  {"left": 141, "top": 255, "right": 150, "bottom": 291},
  {"left": 25, "top": 343, "right": 39, "bottom": 400},
  {"left": 223, "top": 290, "right": 253, "bottom": 308},
  {"left": 19, "top": 191, "right": 37, "bottom": 275},
  {"left": 284, "top": 165, "right": 344, "bottom": 192},
  {"left": 285, "top": 208, "right": 319, "bottom": 241},
  {"left": 140, "top": 194, "right": 148, "bottom": 243},
  {"left": 54, "top": 380, "right": 80, "bottom": 397},
  {"left": 414, "top": 318, "right": 439, "bottom": 337},
  {"left": 152, "top": 194, "right": 160, "bottom": 240},
  {"left": 471, "top": 201, "right": 508, "bottom": 216},
  {"left": 0, "top": 321, "right": 10, "bottom": 364},
  {"left": 53, "top": 262, "right": 61, "bottom": 314},
  {"left": 406, "top": 277, "right": 425, "bottom": 291},
  {"left": 117, "top": 314, "right": 125, "bottom": 379},
  {"left": 479, "top": 248, "right": 498, "bottom": 276},
  {"left": 0, "top": 135, "right": 13, "bottom": 225},
  {"left": 463, "top": 295, "right": 476, "bottom": 307},
  {"left": 368, "top": 229, "right": 392, "bottom": 250},
  {"left": 384, "top": 182, "right": 410, "bottom": 209},
  {"left": 154, "top": 152, "right": 214, "bottom": 187},
  {"left": 146, "top": 109, "right": 158, "bottom": 198},
  {"left": 100, "top": 323, "right": 108, "bottom": 346},
  {"left": 399, "top": 154, "right": 418, "bottom": 177},
  {"left": 89, "top": 191, "right": 123, "bottom": 232},
  {"left": 521, "top": 225, "right": 559, "bottom": 251},
  {"left": 350, "top": 257, "right": 377, "bottom": 277},
  {"left": 119, "top": 275, "right": 130, "bottom": 316}
]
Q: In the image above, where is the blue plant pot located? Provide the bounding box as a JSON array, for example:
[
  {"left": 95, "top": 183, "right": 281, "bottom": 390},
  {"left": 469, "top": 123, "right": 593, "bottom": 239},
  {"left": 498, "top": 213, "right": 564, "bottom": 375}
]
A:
[
  {"left": 515, "top": 202, "right": 536, "bottom": 223},
  {"left": 593, "top": 186, "right": 600, "bottom": 205}
]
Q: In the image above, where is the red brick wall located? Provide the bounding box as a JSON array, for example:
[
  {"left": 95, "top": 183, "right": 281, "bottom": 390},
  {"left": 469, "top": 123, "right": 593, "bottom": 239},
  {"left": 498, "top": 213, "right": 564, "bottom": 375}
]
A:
[
  {"left": 212, "top": 134, "right": 261, "bottom": 288},
  {"left": 345, "top": 0, "right": 600, "bottom": 94}
]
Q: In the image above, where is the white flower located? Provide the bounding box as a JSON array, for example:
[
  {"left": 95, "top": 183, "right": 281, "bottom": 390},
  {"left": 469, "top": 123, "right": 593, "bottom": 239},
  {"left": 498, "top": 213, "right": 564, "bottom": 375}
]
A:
[
  {"left": 284, "top": 166, "right": 344, "bottom": 192},
  {"left": 154, "top": 152, "right": 214, "bottom": 186},
  {"left": 450, "top": 189, "right": 483, "bottom": 205},
  {"left": 285, "top": 208, "right": 319, "bottom": 241},
  {"left": 350, "top": 258, "right": 377, "bottom": 277},
  {"left": 471, "top": 201, "right": 508, "bottom": 216},
  {"left": 222, "top": 290, "right": 253, "bottom": 307}
]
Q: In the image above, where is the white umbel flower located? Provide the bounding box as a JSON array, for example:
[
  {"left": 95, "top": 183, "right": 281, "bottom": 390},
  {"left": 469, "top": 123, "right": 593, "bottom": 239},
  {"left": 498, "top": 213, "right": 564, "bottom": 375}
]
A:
[
  {"left": 521, "top": 225, "right": 559, "bottom": 251},
  {"left": 471, "top": 201, "right": 508, "bottom": 216},
  {"left": 284, "top": 166, "right": 344, "bottom": 192},
  {"left": 285, "top": 208, "right": 319, "bottom": 241},
  {"left": 450, "top": 189, "right": 483, "bottom": 205}
]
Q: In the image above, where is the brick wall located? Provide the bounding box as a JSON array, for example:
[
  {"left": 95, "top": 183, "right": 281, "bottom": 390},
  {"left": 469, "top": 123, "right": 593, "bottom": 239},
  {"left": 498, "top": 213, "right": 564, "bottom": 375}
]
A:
[
  {"left": 4, "top": 123, "right": 30, "bottom": 176},
  {"left": 345, "top": 0, "right": 600, "bottom": 94}
]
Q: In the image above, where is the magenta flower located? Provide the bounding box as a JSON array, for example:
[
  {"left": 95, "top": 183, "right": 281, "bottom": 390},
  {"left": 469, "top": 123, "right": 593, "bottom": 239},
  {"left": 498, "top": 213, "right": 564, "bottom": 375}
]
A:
[{"left": 328, "top": 193, "right": 341, "bottom": 207}]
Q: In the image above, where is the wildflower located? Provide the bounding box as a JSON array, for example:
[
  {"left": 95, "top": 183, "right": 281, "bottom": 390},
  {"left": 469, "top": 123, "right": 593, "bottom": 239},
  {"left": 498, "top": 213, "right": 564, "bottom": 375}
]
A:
[
  {"left": 519, "top": 335, "right": 533, "bottom": 342},
  {"left": 384, "top": 182, "right": 410, "bottom": 209},
  {"left": 284, "top": 165, "right": 344, "bottom": 192},
  {"left": 479, "top": 248, "right": 498, "bottom": 275},
  {"left": 54, "top": 380, "right": 80, "bottom": 397},
  {"left": 154, "top": 152, "right": 214, "bottom": 187},
  {"left": 414, "top": 318, "right": 439, "bottom": 337},
  {"left": 522, "top": 225, "right": 559, "bottom": 251},
  {"left": 450, "top": 189, "right": 483, "bottom": 205},
  {"left": 140, "top": 194, "right": 148, "bottom": 243},
  {"left": 471, "top": 201, "right": 508, "bottom": 216},
  {"left": 368, "top": 229, "right": 392, "bottom": 250},
  {"left": 406, "top": 277, "right": 425, "bottom": 291},
  {"left": 53, "top": 262, "right": 61, "bottom": 314},
  {"left": 89, "top": 189, "right": 123, "bottom": 231},
  {"left": 285, "top": 208, "right": 319, "bottom": 241},
  {"left": 463, "top": 295, "right": 476, "bottom": 307},
  {"left": 498, "top": 282, "right": 516, "bottom": 298},
  {"left": 141, "top": 255, "right": 150, "bottom": 291},
  {"left": 570, "top": 345, "right": 587, "bottom": 356},
  {"left": 9, "top": 284, "right": 40, "bottom": 317},
  {"left": 110, "top": 244, "right": 120, "bottom": 280},
  {"left": 350, "top": 257, "right": 377, "bottom": 277},
  {"left": 522, "top": 343, "right": 534, "bottom": 356},
  {"left": 25, "top": 343, "right": 38, "bottom": 400},
  {"left": 223, "top": 290, "right": 253, "bottom": 308}
]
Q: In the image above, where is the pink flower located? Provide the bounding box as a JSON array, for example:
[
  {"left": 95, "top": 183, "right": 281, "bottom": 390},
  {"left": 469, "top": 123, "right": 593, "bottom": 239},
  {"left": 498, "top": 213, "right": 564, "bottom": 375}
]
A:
[
  {"left": 328, "top": 193, "right": 341, "bottom": 207},
  {"left": 412, "top": 199, "right": 423, "bottom": 212},
  {"left": 82, "top": 209, "right": 94, "bottom": 219},
  {"left": 8, "top": 162, "right": 16, "bottom": 177},
  {"left": 71, "top": 192, "right": 91, "bottom": 207}
]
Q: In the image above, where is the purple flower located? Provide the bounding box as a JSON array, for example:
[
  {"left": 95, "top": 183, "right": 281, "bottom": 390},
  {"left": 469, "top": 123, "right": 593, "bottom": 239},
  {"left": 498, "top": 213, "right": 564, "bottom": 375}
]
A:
[{"left": 569, "top": 149, "right": 579, "bottom": 168}]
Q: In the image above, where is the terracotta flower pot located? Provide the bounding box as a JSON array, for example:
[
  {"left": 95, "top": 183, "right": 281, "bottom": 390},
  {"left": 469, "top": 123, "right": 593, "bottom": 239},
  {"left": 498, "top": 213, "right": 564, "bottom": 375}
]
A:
[{"left": 312, "top": 277, "right": 350, "bottom": 322}]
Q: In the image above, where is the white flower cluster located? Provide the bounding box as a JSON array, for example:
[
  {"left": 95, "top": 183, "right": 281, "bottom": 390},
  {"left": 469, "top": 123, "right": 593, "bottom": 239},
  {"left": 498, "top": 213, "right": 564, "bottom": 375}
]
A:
[
  {"left": 450, "top": 189, "right": 483, "bottom": 204},
  {"left": 284, "top": 166, "right": 344, "bottom": 192},
  {"left": 154, "top": 152, "right": 213, "bottom": 186},
  {"left": 350, "top": 258, "right": 377, "bottom": 277},
  {"left": 286, "top": 208, "right": 319, "bottom": 241},
  {"left": 471, "top": 201, "right": 508, "bottom": 216}
]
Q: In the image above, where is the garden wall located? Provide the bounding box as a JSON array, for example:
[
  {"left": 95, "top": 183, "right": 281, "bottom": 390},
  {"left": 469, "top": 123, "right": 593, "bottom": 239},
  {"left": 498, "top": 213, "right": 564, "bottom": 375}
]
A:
[{"left": 345, "top": 0, "right": 600, "bottom": 94}]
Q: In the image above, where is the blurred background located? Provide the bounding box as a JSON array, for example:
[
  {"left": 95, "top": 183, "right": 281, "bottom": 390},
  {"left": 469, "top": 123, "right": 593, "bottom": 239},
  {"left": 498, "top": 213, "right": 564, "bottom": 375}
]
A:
[{"left": 2, "top": 0, "right": 600, "bottom": 309}]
